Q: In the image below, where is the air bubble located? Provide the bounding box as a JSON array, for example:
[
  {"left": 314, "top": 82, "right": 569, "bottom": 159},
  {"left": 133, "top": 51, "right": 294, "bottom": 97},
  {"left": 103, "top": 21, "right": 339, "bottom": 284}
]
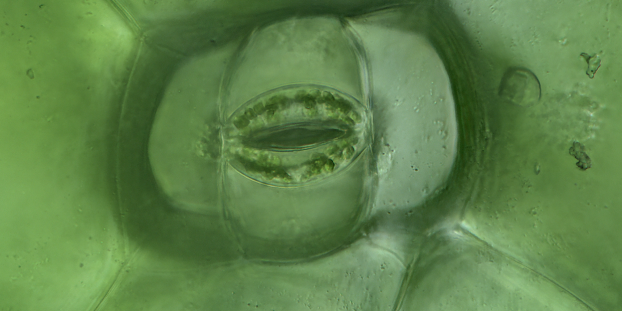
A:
[{"left": 498, "top": 66, "right": 541, "bottom": 107}]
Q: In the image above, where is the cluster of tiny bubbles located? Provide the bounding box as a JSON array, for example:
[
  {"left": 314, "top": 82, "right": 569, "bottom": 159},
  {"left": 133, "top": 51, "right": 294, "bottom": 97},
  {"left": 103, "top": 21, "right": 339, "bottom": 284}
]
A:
[{"left": 224, "top": 84, "right": 370, "bottom": 186}]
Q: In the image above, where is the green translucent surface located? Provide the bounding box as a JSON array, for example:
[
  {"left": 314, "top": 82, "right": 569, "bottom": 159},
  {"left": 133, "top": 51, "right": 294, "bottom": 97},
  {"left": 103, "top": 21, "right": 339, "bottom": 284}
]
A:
[
  {"left": 456, "top": 0, "right": 622, "bottom": 309},
  {"left": 0, "top": 2, "right": 134, "bottom": 310},
  {"left": 1, "top": 1, "right": 621, "bottom": 311}
]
